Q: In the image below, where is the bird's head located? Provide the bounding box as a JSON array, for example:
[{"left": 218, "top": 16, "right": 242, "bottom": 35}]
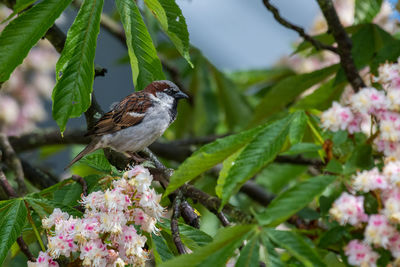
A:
[{"left": 144, "top": 80, "right": 189, "bottom": 101}]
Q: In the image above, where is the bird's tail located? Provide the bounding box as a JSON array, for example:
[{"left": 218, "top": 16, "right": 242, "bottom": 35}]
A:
[{"left": 64, "top": 140, "right": 100, "bottom": 170}]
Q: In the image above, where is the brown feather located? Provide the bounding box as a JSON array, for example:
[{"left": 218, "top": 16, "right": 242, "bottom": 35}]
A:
[
  {"left": 64, "top": 137, "right": 101, "bottom": 170},
  {"left": 85, "top": 91, "right": 153, "bottom": 137}
]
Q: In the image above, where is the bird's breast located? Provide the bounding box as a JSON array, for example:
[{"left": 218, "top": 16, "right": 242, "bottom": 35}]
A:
[{"left": 103, "top": 107, "right": 171, "bottom": 152}]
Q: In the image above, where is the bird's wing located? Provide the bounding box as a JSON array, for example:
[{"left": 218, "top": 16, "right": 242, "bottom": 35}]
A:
[{"left": 85, "top": 91, "right": 153, "bottom": 136}]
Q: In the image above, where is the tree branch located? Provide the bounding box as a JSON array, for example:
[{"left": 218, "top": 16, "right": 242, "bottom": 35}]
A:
[
  {"left": 72, "top": 174, "right": 88, "bottom": 196},
  {"left": 171, "top": 191, "right": 186, "bottom": 254},
  {"left": 17, "top": 236, "right": 36, "bottom": 262},
  {"left": 0, "top": 133, "right": 26, "bottom": 194},
  {"left": 0, "top": 167, "right": 17, "bottom": 198},
  {"left": 262, "top": 0, "right": 337, "bottom": 53},
  {"left": 316, "top": 0, "right": 366, "bottom": 91}
]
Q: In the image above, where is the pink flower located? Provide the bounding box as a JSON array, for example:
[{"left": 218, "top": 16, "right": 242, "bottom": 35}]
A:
[
  {"left": 377, "top": 111, "right": 400, "bottom": 142},
  {"left": 27, "top": 251, "right": 59, "bottom": 267},
  {"left": 350, "top": 87, "right": 389, "bottom": 114},
  {"left": 365, "top": 214, "right": 396, "bottom": 248},
  {"left": 345, "top": 240, "right": 378, "bottom": 267},
  {"left": 79, "top": 239, "right": 108, "bottom": 266},
  {"left": 383, "top": 160, "right": 400, "bottom": 185},
  {"left": 320, "top": 102, "right": 354, "bottom": 131},
  {"left": 329, "top": 192, "right": 368, "bottom": 226},
  {"left": 42, "top": 208, "right": 69, "bottom": 229},
  {"left": 375, "top": 62, "right": 399, "bottom": 86},
  {"left": 352, "top": 168, "right": 389, "bottom": 192},
  {"left": 388, "top": 232, "right": 400, "bottom": 259},
  {"left": 382, "top": 187, "right": 400, "bottom": 223},
  {"left": 139, "top": 188, "right": 164, "bottom": 220},
  {"left": 47, "top": 233, "right": 77, "bottom": 258},
  {"left": 80, "top": 191, "right": 105, "bottom": 211}
]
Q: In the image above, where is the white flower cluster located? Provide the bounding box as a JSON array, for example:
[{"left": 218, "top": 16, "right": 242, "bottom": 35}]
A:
[
  {"left": 321, "top": 61, "right": 400, "bottom": 158},
  {"left": 322, "top": 61, "right": 400, "bottom": 266},
  {"left": 28, "top": 165, "right": 165, "bottom": 267}
]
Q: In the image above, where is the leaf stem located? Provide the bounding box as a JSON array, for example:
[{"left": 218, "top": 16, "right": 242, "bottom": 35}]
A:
[{"left": 24, "top": 201, "right": 46, "bottom": 251}]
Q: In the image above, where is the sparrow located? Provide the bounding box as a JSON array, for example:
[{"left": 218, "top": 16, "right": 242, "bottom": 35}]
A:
[{"left": 65, "top": 80, "right": 189, "bottom": 169}]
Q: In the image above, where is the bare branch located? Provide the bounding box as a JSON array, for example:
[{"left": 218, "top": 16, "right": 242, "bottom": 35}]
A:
[
  {"left": 262, "top": 0, "right": 338, "bottom": 53},
  {"left": 21, "top": 160, "right": 58, "bottom": 189},
  {"left": 72, "top": 175, "right": 88, "bottom": 196},
  {"left": 0, "top": 133, "right": 26, "bottom": 194},
  {"left": 316, "top": 0, "right": 366, "bottom": 91},
  {"left": 0, "top": 168, "right": 17, "bottom": 198},
  {"left": 181, "top": 184, "right": 254, "bottom": 224},
  {"left": 171, "top": 191, "right": 186, "bottom": 254},
  {"left": 17, "top": 236, "right": 35, "bottom": 262},
  {"left": 216, "top": 212, "right": 231, "bottom": 227},
  {"left": 240, "top": 180, "right": 274, "bottom": 206}
]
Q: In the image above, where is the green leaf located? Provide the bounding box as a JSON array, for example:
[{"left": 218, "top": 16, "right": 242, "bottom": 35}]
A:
[
  {"left": 39, "top": 179, "right": 73, "bottom": 196},
  {"left": 0, "top": 0, "right": 71, "bottom": 82},
  {"left": 212, "top": 65, "right": 252, "bottom": 130},
  {"left": 235, "top": 236, "right": 260, "bottom": 267},
  {"left": 352, "top": 23, "right": 393, "bottom": 68},
  {"left": 343, "top": 144, "right": 374, "bottom": 174},
  {"left": 152, "top": 233, "right": 174, "bottom": 263},
  {"left": 250, "top": 65, "right": 339, "bottom": 125},
  {"left": 318, "top": 226, "right": 346, "bottom": 249},
  {"left": 371, "top": 39, "right": 400, "bottom": 73},
  {"left": 256, "top": 175, "right": 336, "bottom": 226},
  {"left": 289, "top": 111, "right": 308, "bottom": 145},
  {"left": 52, "top": 0, "right": 104, "bottom": 133},
  {"left": 1, "top": 0, "right": 37, "bottom": 24},
  {"left": 354, "top": 0, "right": 382, "bottom": 24},
  {"left": 53, "top": 182, "right": 83, "bottom": 207},
  {"left": 281, "top": 143, "right": 322, "bottom": 156},
  {"left": 0, "top": 199, "right": 27, "bottom": 266},
  {"left": 144, "top": 0, "right": 192, "bottom": 66},
  {"left": 78, "top": 149, "right": 112, "bottom": 173},
  {"left": 293, "top": 79, "right": 346, "bottom": 110},
  {"left": 256, "top": 164, "right": 307, "bottom": 194},
  {"left": 158, "top": 219, "right": 213, "bottom": 250},
  {"left": 164, "top": 124, "right": 268, "bottom": 197},
  {"left": 217, "top": 116, "right": 293, "bottom": 207},
  {"left": 265, "top": 229, "right": 325, "bottom": 267},
  {"left": 260, "top": 234, "right": 284, "bottom": 267},
  {"left": 25, "top": 196, "right": 83, "bottom": 218},
  {"left": 159, "top": 225, "right": 255, "bottom": 267},
  {"left": 115, "top": 0, "right": 165, "bottom": 89}
]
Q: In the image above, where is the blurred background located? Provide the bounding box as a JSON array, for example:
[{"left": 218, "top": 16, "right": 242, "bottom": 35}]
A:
[{"left": 0, "top": 0, "right": 321, "bottom": 172}]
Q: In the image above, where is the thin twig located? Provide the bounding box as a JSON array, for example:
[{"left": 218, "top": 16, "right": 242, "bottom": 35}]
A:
[
  {"left": 239, "top": 180, "right": 274, "bottom": 207},
  {"left": 142, "top": 148, "right": 201, "bottom": 228},
  {"left": 216, "top": 212, "right": 231, "bottom": 227},
  {"left": 0, "top": 168, "right": 17, "bottom": 198},
  {"left": 181, "top": 184, "right": 254, "bottom": 224},
  {"left": 16, "top": 236, "right": 35, "bottom": 262},
  {"left": 171, "top": 191, "right": 186, "bottom": 254},
  {"left": 0, "top": 133, "right": 26, "bottom": 194},
  {"left": 72, "top": 175, "right": 88, "bottom": 196},
  {"left": 316, "top": 0, "right": 366, "bottom": 91},
  {"left": 262, "top": 0, "right": 337, "bottom": 53}
]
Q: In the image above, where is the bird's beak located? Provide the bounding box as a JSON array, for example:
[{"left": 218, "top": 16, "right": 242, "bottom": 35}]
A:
[{"left": 175, "top": 91, "right": 189, "bottom": 100}]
